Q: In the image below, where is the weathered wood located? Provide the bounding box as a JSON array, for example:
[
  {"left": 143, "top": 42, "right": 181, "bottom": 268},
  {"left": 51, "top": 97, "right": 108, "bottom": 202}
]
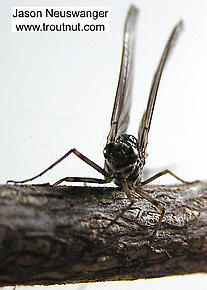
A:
[{"left": 0, "top": 181, "right": 207, "bottom": 286}]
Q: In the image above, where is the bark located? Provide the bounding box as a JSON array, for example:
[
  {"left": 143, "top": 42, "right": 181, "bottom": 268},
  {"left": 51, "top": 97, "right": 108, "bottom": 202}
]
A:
[{"left": 0, "top": 181, "right": 207, "bottom": 286}]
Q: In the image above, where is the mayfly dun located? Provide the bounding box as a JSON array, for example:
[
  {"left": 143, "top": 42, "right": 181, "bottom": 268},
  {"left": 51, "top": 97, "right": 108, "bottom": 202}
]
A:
[{"left": 8, "top": 5, "right": 196, "bottom": 242}]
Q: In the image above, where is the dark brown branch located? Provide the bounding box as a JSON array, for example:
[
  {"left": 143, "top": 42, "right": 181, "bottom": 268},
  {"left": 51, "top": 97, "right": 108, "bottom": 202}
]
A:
[{"left": 0, "top": 181, "right": 207, "bottom": 286}]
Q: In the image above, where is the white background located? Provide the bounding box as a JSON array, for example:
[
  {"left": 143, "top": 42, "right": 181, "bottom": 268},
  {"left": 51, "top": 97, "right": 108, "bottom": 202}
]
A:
[{"left": 1, "top": 0, "right": 207, "bottom": 289}]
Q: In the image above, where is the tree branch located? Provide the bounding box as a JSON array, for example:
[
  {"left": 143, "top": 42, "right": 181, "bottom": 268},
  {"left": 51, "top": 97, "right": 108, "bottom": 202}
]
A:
[{"left": 0, "top": 181, "right": 207, "bottom": 286}]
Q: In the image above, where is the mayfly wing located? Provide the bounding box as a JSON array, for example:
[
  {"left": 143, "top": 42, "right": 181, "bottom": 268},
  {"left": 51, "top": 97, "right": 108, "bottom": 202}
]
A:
[
  {"left": 138, "top": 21, "right": 183, "bottom": 156},
  {"left": 107, "top": 5, "right": 138, "bottom": 144}
]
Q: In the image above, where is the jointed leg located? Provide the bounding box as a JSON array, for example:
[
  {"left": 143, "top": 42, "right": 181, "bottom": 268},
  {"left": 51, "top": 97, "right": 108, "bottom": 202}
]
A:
[
  {"left": 7, "top": 148, "right": 108, "bottom": 184},
  {"left": 53, "top": 176, "right": 112, "bottom": 186},
  {"left": 101, "top": 200, "right": 135, "bottom": 235},
  {"left": 102, "top": 183, "right": 165, "bottom": 243},
  {"left": 101, "top": 183, "right": 134, "bottom": 234},
  {"left": 135, "top": 187, "right": 165, "bottom": 244},
  {"left": 141, "top": 169, "right": 199, "bottom": 186}
]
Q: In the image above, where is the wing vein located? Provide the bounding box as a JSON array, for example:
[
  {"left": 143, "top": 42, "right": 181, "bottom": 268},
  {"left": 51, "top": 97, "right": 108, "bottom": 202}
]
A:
[{"left": 107, "top": 6, "right": 138, "bottom": 143}]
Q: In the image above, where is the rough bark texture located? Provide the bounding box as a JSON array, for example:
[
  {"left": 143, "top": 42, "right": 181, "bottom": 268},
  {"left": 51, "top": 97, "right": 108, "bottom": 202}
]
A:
[{"left": 0, "top": 181, "right": 207, "bottom": 286}]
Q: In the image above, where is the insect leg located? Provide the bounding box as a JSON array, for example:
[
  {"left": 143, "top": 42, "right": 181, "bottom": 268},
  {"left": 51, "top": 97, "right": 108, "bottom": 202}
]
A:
[
  {"left": 101, "top": 183, "right": 134, "bottom": 234},
  {"left": 7, "top": 148, "right": 109, "bottom": 184},
  {"left": 53, "top": 176, "right": 112, "bottom": 186},
  {"left": 141, "top": 169, "right": 199, "bottom": 186},
  {"left": 135, "top": 187, "right": 165, "bottom": 243}
]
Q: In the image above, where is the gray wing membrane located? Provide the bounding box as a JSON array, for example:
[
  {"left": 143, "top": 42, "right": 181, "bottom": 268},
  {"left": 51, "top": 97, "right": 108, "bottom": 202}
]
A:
[
  {"left": 107, "top": 6, "right": 138, "bottom": 144},
  {"left": 138, "top": 21, "right": 183, "bottom": 156}
]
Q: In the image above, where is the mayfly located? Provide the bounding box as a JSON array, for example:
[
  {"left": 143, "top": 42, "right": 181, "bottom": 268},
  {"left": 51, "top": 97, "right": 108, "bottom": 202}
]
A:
[{"left": 8, "top": 5, "right": 195, "bottom": 241}]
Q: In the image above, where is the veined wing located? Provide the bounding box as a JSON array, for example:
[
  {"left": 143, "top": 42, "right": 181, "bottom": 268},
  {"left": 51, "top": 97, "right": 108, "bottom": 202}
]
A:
[
  {"left": 107, "top": 5, "right": 138, "bottom": 144},
  {"left": 138, "top": 21, "right": 183, "bottom": 156}
]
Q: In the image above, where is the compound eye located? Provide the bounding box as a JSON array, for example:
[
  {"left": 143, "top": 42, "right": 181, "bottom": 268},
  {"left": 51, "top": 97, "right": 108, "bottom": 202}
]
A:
[
  {"left": 103, "top": 148, "right": 107, "bottom": 157},
  {"left": 103, "top": 144, "right": 114, "bottom": 158}
]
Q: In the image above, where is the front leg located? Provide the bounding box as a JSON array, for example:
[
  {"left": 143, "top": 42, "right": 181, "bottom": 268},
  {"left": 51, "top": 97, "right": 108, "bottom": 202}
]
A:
[{"left": 134, "top": 187, "right": 165, "bottom": 244}]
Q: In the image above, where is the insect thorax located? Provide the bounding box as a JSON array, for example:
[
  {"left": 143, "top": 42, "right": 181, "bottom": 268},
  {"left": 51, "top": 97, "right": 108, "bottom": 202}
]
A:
[{"left": 103, "top": 134, "right": 144, "bottom": 186}]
